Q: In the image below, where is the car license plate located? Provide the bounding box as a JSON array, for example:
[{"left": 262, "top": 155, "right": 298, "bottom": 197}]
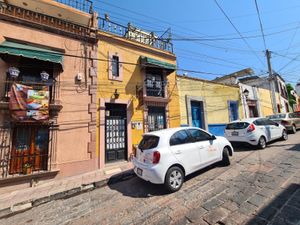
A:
[
  {"left": 232, "top": 131, "right": 239, "bottom": 136},
  {"left": 137, "top": 168, "right": 143, "bottom": 176}
]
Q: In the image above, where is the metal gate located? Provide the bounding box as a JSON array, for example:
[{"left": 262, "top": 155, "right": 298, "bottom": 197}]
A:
[
  {"left": 105, "top": 116, "right": 127, "bottom": 163},
  {"left": 148, "top": 106, "right": 166, "bottom": 132}
]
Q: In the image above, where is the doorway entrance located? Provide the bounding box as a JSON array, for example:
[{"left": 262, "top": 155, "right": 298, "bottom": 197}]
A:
[
  {"left": 105, "top": 103, "right": 127, "bottom": 163},
  {"left": 191, "top": 100, "right": 205, "bottom": 129}
]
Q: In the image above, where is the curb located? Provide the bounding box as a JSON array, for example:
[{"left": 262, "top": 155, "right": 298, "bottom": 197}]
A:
[{"left": 0, "top": 169, "right": 136, "bottom": 219}]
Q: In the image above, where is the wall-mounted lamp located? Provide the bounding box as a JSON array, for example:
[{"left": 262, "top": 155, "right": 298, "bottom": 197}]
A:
[
  {"left": 243, "top": 89, "right": 249, "bottom": 99},
  {"left": 114, "top": 89, "right": 120, "bottom": 99},
  {"left": 8, "top": 66, "right": 20, "bottom": 78},
  {"left": 40, "top": 71, "right": 49, "bottom": 81}
]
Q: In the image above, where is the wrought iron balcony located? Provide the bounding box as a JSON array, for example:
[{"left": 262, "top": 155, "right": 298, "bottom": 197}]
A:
[
  {"left": 55, "top": 0, "right": 93, "bottom": 13},
  {"left": 98, "top": 17, "right": 173, "bottom": 53},
  {"left": 145, "top": 80, "right": 167, "bottom": 98}
]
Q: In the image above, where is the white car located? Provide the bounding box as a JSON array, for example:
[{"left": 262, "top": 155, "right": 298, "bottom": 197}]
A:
[
  {"left": 132, "top": 127, "right": 233, "bottom": 192},
  {"left": 224, "top": 117, "right": 288, "bottom": 149}
]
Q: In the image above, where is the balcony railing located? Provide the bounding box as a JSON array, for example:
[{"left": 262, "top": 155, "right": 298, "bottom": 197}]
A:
[
  {"left": 145, "top": 80, "right": 167, "bottom": 97},
  {"left": 98, "top": 17, "right": 173, "bottom": 53},
  {"left": 55, "top": 0, "right": 93, "bottom": 13}
]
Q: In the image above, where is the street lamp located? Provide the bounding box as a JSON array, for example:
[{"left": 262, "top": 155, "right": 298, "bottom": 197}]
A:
[
  {"left": 8, "top": 66, "right": 20, "bottom": 78},
  {"left": 113, "top": 89, "right": 120, "bottom": 99},
  {"left": 243, "top": 89, "right": 249, "bottom": 99}
]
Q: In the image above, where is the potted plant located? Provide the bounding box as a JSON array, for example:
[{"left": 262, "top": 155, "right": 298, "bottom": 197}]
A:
[{"left": 22, "top": 162, "right": 32, "bottom": 175}]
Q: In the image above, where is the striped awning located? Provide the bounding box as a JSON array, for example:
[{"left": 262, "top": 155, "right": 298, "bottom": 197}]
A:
[{"left": 0, "top": 41, "right": 63, "bottom": 69}]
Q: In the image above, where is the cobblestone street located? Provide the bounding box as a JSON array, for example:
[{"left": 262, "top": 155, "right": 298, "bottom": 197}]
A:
[{"left": 2, "top": 132, "right": 300, "bottom": 225}]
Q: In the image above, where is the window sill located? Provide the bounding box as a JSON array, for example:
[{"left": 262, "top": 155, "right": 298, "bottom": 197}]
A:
[{"left": 143, "top": 96, "right": 169, "bottom": 103}]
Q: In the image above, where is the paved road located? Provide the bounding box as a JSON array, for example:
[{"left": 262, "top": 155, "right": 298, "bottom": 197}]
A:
[{"left": 2, "top": 132, "right": 300, "bottom": 225}]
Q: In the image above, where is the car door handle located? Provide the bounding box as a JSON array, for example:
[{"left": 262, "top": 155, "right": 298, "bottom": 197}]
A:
[{"left": 174, "top": 150, "right": 182, "bottom": 154}]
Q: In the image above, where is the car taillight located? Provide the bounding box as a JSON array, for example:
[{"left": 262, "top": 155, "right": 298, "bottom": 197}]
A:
[
  {"left": 152, "top": 151, "right": 160, "bottom": 164},
  {"left": 247, "top": 123, "right": 255, "bottom": 133}
]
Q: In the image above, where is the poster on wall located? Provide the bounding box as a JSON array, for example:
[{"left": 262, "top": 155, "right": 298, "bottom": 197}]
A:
[{"left": 9, "top": 83, "right": 49, "bottom": 121}]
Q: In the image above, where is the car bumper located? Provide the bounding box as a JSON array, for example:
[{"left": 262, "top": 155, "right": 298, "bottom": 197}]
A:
[
  {"left": 132, "top": 158, "right": 165, "bottom": 184},
  {"left": 225, "top": 134, "right": 259, "bottom": 146}
]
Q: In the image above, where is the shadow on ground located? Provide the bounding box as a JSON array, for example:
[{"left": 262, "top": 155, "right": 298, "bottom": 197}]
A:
[
  {"left": 245, "top": 183, "right": 300, "bottom": 225},
  {"left": 107, "top": 162, "right": 223, "bottom": 198}
]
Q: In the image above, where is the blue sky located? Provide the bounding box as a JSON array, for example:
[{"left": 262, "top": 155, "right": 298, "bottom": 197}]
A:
[{"left": 94, "top": 0, "right": 300, "bottom": 86}]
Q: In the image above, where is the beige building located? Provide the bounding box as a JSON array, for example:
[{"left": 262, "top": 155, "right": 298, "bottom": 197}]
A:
[{"left": 0, "top": 0, "right": 98, "bottom": 197}]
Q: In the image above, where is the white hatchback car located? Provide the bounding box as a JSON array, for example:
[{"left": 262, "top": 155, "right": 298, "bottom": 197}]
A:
[
  {"left": 132, "top": 127, "right": 233, "bottom": 192},
  {"left": 224, "top": 117, "right": 288, "bottom": 149}
]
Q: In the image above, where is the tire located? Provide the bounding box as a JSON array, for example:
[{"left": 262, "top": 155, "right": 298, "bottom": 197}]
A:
[
  {"left": 291, "top": 125, "right": 296, "bottom": 134},
  {"left": 221, "top": 147, "right": 230, "bottom": 166},
  {"left": 281, "top": 130, "right": 288, "bottom": 141},
  {"left": 258, "top": 136, "right": 266, "bottom": 149},
  {"left": 164, "top": 166, "right": 184, "bottom": 193}
]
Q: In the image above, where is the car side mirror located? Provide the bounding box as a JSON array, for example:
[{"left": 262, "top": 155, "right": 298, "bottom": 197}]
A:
[{"left": 210, "top": 135, "right": 216, "bottom": 140}]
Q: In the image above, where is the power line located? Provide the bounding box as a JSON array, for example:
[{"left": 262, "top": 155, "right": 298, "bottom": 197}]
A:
[
  {"left": 213, "top": 0, "right": 266, "bottom": 67},
  {"left": 254, "top": 0, "right": 267, "bottom": 50},
  {"left": 0, "top": 45, "right": 229, "bottom": 77}
]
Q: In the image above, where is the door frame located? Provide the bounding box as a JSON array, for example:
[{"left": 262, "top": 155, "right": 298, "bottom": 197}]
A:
[
  {"left": 186, "top": 95, "right": 208, "bottom": 130},
  {"left": 104, "top": 104, "right": 127, "bottom": 163},
  {"left": 98, "top": 98, "right": 132, "bottom": 169}
]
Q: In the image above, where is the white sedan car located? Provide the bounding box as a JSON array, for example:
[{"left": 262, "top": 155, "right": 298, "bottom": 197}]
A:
[
  {"left": 132, "top": 127, "right": 233, "bottom": 192},
  {"left": 224, "top": 117, "right": 288, "bottom": 149}
]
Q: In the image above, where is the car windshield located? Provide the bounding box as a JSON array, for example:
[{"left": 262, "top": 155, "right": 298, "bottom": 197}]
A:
[
  {"left": 138, "top": 135, "right": 160, "bottom": 150},
  {"left": 226, "top": 122, "right": 250, "bottom": 130},
  {"left": 267, "top": 114, "right": 286, "bottom": 119}
]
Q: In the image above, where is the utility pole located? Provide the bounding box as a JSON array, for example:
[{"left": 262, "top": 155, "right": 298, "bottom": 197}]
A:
[{"left": 266, "top": 49, "right": 277, "bottom": 114}]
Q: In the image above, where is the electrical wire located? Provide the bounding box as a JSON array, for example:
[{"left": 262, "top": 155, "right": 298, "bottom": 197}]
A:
[
  {"left": 213, "top": 0, "right": 266, "bottom": 67},
  {"left": 254, "top": 0, "right": 267, "bottom": 50}
]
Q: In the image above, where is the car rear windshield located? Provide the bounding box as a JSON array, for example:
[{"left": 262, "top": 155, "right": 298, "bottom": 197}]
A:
[
  {"left": 226, "top": 122, "right": 250, "bottom": 130},
  {"left": 138, "top": 135, "right": 160, "bottom": 150},
  {"left": 267, "top": 114, "right": 286, "bottom": 119}
]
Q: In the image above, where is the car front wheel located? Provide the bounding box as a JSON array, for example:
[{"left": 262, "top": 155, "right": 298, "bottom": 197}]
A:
[
  {"left": 164, "top": 166, "right": 184, "bottom": 192},
  {"left": 281, "top": 130, "right": 288, "bottom": 140},
  {"left": 258, "top": 136, "right": 266, "bottom": 149}
]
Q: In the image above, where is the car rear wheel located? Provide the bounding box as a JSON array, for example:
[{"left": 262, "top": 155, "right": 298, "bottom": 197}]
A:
[
  {"left": 164, "top": 166, "right": 184, "bottom": 192},
  {"left": 292, "top": 125, "right": 296, "bottom": 134},
  {"left": 281, "top": 130, "right": 288, "bottom": 140},
  {"left": 221, "top": 147, "right": 230, "bottom": 166},
  {"left": 258, "top": 136, "right": 266, "bottom": 149}
]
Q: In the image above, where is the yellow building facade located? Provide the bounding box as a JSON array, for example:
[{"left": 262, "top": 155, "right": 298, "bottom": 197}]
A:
[
  {"left": 96, "top": 30, "right": 180, "bottom": 170},
  {"left": 177, "top": 75, "right": 243, "bottom": 136}
]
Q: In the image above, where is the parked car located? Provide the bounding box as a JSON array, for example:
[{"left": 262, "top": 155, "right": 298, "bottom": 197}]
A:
[
  {"left": 132, "top": 127, "right": 234, "bottom": 192},
  {"left": 267, "top": 113, "right": 300, "bottom": 134},
  {"left": 224, "top": 117, "right": 288, "bottom": 149}
]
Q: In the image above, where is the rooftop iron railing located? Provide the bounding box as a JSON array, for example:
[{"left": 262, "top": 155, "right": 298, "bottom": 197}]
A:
[
  {"left": 98, "top": 17, "right": 173, "bottom": 53},
  {"left": 54, "top": 0, "right": 93, "bottom": 13}
]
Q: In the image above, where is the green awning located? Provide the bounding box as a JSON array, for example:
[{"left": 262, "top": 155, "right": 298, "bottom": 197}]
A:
[
  {"left": 140, "top": 56, "right": 176, "bottom": 71},
  {"left": 0, "top": 41, "right": 63, "bottom": 68}
]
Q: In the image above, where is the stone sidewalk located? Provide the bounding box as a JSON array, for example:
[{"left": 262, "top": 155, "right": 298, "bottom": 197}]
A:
[
  {"left": 0, "top": 161, "right": 134, "bottom": 216},
  {"left": 1, "top": 133, "right": 300, "bottom": 225}
]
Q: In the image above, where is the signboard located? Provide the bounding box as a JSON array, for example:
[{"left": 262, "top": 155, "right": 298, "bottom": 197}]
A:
[{"left": 9, "top": 83, "right": 49, "bottom": 121}]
